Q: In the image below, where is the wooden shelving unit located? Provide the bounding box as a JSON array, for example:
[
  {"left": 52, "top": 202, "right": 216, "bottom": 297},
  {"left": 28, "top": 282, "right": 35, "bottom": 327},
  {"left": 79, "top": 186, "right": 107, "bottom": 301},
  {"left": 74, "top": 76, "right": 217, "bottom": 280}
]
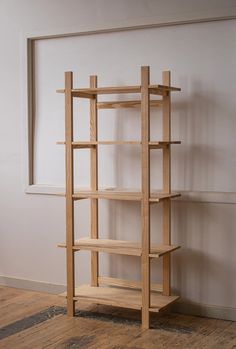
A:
[{"left": 57, "top": 66, "right": 181, "bottom": 329}]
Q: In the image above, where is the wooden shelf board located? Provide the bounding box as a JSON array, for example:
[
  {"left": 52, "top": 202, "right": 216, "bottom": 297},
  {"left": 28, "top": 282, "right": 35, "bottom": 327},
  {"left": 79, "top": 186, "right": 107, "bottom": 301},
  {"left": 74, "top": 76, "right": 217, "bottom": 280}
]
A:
[
  {"left": 149, "top": 141, "right": 181, "bottom": 148},
  {"left": 57, "top": 237, "right": 180, "bottom": 257},
  {"left": 156, "top": 84, "right": 181, "bottom": 92},
  {"left": 150, "top": 192, "right": 181, "bottom": 202},
  {"left": 149, "top": 84, "right": 181, "bottom": 96},
  {"left": 56, "top": 189, "right": 181, "bottom": 201},
  {"left": 61, "top": 284, "right": 179, "bottom": 312},
  {"left": 57, "top": 141, "right": 181, "bottom": 148},
  {"left": 56, "top": 84, "right": 180, "bottom": 97},
  {"left": 98, "top": 141, "right": 140, "bottom": 145},
  {"left": 72, "top": 189, "right": 180, "bottom": 201},
  {"left": 56, "top": 141, "right": 96, "bottom": 148},
  {"left": 57, "top": 141, "right": 141, "bottom": 146},
  {"left": 73, "top": 190, "right": 141, "bottom": 201}
]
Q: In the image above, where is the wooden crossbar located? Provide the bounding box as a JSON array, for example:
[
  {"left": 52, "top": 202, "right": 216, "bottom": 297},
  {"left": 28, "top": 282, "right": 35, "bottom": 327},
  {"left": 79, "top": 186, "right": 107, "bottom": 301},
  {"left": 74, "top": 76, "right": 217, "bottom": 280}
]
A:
[
  {"left": 98, "top": 276, "right": 163, "bottom": 292},
  {"left": 97, "top": 100, "right": 163, "bottom": 109}
]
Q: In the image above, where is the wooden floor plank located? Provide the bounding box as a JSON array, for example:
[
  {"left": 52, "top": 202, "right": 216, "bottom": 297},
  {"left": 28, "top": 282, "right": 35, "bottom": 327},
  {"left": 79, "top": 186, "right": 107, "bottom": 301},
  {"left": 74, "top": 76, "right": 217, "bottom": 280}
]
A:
[
  {"left": 0, "top": 287, "right": 235, "bottom": 349},
  {"left": 0, "top": 290, "right": 64, "bottom": 327}
]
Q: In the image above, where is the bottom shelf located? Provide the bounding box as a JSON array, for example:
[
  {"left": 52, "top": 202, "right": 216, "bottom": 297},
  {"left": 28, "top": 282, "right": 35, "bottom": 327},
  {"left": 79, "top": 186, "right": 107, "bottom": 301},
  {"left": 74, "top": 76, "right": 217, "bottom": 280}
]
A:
[{"left": 63, "top": 285, "right": 179, "bottom": 313}]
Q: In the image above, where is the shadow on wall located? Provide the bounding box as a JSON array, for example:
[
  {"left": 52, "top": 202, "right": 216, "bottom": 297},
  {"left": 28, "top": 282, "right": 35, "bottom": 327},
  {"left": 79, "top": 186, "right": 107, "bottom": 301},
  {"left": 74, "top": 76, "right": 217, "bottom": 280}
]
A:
[
  {"left": 97, "top": 80, "right": 235, "bottom": 305},
  {"left": 176, "top": 77, "right": 236, "bottom": 192},
  {"left": 172, "top": 201, "right": 236, "bottom": 306}
]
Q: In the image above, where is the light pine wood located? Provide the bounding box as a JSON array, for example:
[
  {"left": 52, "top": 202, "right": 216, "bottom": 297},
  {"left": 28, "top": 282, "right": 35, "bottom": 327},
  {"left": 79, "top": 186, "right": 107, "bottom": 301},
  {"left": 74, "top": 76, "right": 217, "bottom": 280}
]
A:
[
  {"left": 149, "top": 84, "right": 181, "bottom": 95},
  {"left": 74, "top": 91, "right": 95, "bottom": 99},
  {"left": 60, "top": 86, "right": 142, "bottom": 94},
  {"left": 57, "top": 66, "right": 181, "bottom": 330},
  {"left": 97, "top": 141, "right": 139, "bottom": 145},
  {"left": 141, "top": 66, "right": 151, "bottom": 329},
  {"left": 57, "top": 141, "right": 96, "bottom": 148},
  {"left": 57, "top": 140, "right": 181, "bottom": 147},
  {"left": 56, "top": 83, "right": 180, "bottom": 96},
  {"left": 57, "top": 141, "right": 141, "bottom": 146},
  {"left": 65, "top": 72, "right": 75, "bottom": 316},
  {"left": 57, "top": 237, "right": 180, "bottom": 257},
  {"left": 157, "top": 84, "right": 181, "bottom": 91},
  {"left": 57, "top": 90, "right": 95, "bottom": 99},
  {"left": 65, "top": 285, "right": 179, "bottom": 312},
  {"left": 97, "top": 99, "right": 163, "bottom": 109},
  {"left": 57, "top": 188, "right": 180, "bottom": 200},
  {"left": 162, "top": 71, "right": 171, "bottom": 296},
  {"left": 98, "top": 276, "right": 163, "bottom": 292},
  {"left": 72, "top": 189, "right": 180, "bottom": 201},
  {"left": 149, "top": 141, "right": 181, "bottom": 148},
  {"left": 163, "top": 199, "right": 171, "bottom": 294},
  {"left": 2, "top": 287, "right": 236, "bottom": 349},
  {"left": 90, "top": 75, "right": 99, "bottom": 287}
]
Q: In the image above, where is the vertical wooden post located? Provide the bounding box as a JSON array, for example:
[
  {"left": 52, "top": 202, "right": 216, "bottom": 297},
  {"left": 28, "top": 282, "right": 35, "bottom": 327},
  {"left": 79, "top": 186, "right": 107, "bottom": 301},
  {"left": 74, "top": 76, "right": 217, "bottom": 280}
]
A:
[
  {"left": 90, "top": 76, "right": 99, "bottom": 286},
  {"left": 65, "top": 71, "right": 75, "bottom": 316},
  {"left": 162, "top": 71, "right": 171, "bottom": 296},
  {"left": 141, "top": 66, "right": 150, "bottom": 329}
]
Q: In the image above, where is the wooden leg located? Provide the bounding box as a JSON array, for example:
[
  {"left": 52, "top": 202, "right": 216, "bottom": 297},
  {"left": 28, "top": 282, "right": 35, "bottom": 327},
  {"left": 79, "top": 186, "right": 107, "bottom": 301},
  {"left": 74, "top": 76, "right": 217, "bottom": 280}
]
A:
[
  {"left": 163, "top": 199, "right": 171, "bottom": 296},
  {"left": 90, "top": 75, "right": 99, "bottom": 287},
  {"left": 66, "top": 249, "right": 75, "bottom": 315},
  {"left": 141, "top": 66, "right": 150, "bottom": 329},
  {"left": 162, "top": 71, "right": 171, "bottom": 297},
  {"left": 91, "top": 198, "right": 98, "bottom": 286},
  {"left": 65, "top": 71, "right": 75, "bottom": 316},
  {"left": 141, "top": 247, "right": 150, "bottom": 329}
]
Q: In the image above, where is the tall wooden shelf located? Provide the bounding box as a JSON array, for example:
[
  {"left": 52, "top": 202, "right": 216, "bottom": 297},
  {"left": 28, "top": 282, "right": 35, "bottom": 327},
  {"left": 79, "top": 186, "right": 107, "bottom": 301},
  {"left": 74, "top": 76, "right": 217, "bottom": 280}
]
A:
[{"left": 57, "top": 66, "right": 181, "bottom": 329}]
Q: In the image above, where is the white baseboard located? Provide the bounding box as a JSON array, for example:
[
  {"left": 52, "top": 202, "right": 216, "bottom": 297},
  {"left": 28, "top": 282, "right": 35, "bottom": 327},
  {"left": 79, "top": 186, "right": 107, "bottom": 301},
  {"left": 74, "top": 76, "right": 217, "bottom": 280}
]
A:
[
  {"left": 0, "top": 275, "right": 66, "bottom": 295},
  {"left": 1, "top": 275, "right": 235, "bottom": 321},
  {"left": 172, "top": 300, "right": 236, "bottom": 322}
]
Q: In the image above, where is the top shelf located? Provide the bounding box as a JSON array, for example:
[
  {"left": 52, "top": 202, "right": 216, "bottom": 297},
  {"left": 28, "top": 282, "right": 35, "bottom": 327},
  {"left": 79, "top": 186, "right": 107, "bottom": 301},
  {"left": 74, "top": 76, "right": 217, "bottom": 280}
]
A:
[{"left": 56, "top": 84, "right": 181, "bottom": 98}]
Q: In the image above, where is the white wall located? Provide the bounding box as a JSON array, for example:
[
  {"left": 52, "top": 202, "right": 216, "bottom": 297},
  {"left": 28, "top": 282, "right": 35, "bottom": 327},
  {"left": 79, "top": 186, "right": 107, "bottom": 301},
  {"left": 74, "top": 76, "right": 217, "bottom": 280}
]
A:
[
  {"left": 34, "top": 21, "right": 236, "bottom": 193},
  {"left": 0, "top": 0, "right": 236, "bottom": 320}
]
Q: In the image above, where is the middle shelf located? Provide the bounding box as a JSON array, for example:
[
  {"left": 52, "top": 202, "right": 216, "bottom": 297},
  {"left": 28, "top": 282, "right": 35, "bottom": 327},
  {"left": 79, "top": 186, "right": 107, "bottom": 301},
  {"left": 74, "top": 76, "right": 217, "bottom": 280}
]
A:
[
  {"left": 57, "top": 140, "right": 181, "bottom": 148},
  {"left": 72, "top": 189, "right": 180, "bottom": 202},
  {"left": 58, "top": 237, "right": 180, "bottom": 258}
]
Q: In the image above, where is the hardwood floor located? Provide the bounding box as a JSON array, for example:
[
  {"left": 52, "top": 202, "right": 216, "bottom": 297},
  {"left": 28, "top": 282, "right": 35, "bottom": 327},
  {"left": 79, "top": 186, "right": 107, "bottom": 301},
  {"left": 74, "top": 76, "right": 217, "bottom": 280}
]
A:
[{"left": 0, "top": 286, "right": 235, "bottom": 349}]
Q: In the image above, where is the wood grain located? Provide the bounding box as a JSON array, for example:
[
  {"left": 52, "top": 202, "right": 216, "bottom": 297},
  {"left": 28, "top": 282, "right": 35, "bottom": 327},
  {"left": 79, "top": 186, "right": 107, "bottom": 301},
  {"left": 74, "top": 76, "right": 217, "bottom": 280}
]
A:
[
  {"left": 57, "top": 67, "right": 181, "bottom": 328},
  {"left": 72, "top": 189, "right": 180, "bottom": 201},
  {"left": 64, "top": 285, "right": 179, "bottom": 312},
  {"left": 141, "top": 66, "right": 151, "bottom": 329},
  {"left": 65, "top": 72, "right": 75, "bottom": 316},
  {"left": 57, "top": 140, "right": 181, "bottom": 147},
  {"left": 90, "top": 75, "right": 99, "bottom": 287},
  {"left": 1, "top": 287, "right": 235, "bottom": 349},
  {"left": 57, "top": 237, "right": 180, "bottom": 257},
  {"left": 56, "top": 83, "right": 180, "bottom": 96},
  {"left": 162, "top": 71, "right": 171, "bottom": 296}
]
